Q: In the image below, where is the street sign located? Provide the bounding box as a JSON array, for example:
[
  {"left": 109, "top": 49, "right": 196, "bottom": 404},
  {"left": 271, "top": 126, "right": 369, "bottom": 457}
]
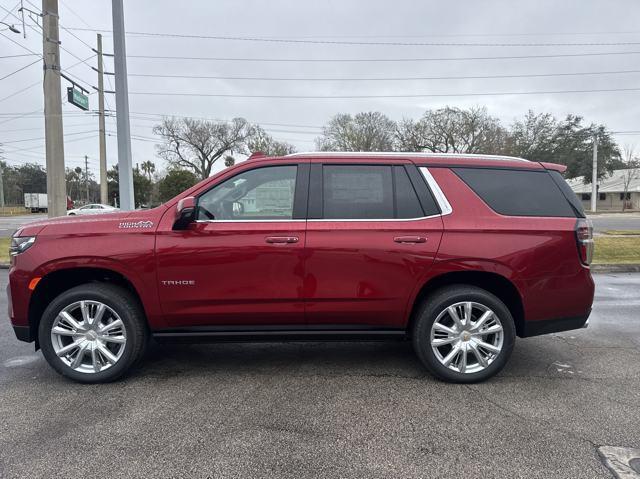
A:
[{"left": 67, "top": 87, "right": 89, "bottom": 111}]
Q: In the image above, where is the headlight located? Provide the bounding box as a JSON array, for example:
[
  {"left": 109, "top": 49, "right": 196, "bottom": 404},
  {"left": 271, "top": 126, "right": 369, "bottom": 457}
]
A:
[{"left": 10, "top": 236, "right": 36, "bottom": 256}]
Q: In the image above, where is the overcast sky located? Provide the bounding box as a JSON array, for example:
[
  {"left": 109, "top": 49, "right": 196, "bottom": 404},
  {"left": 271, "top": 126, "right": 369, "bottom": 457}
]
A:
[{"left": 1, "top": 0, "right": 640, "bottom": 177}]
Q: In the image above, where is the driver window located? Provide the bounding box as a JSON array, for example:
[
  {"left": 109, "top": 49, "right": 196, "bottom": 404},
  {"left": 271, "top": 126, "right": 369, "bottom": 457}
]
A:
[{"left": 197, "top": 165, "right": 297, "bottom": 221}]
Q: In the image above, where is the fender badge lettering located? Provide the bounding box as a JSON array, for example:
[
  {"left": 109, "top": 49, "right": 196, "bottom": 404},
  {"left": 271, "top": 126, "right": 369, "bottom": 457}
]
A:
[
  {"left": 119, "top": 220, "right": 154, "bottom": 229},
  {"left": 162, "top": 280, "right": 196, "bottom": 286}
]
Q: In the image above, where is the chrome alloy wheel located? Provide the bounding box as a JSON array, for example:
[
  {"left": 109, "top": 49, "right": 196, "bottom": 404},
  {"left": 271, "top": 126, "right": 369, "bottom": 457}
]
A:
[
  {"left": 430, "top": 301, "right": 504, "bottom": 374},
  {"left": 50, "top": 300, "right": 127, "bottom": 374}
]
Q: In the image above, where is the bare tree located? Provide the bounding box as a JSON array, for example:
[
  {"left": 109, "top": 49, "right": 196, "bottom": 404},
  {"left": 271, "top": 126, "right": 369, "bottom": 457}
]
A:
[
  {"left": 154, "top": 117, "right": 253, "bottom": 180},
  {"left": 395, "top": 106, "right": 506, "bottom": 154},
  {"left": 621, "top": 144, "right": 640, "bottom": 212},
  {"left": 248, "top": 126, "right": 297, "bottom": 156},
  {"left": 316, "top": 112, "right": 396, "bottom": 151}
]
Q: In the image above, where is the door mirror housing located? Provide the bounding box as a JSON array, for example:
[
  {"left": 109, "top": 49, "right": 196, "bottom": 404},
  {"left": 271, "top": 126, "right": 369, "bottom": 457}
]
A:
[{"left": 173, "top": 196, "right": 197, "bottom": 230}]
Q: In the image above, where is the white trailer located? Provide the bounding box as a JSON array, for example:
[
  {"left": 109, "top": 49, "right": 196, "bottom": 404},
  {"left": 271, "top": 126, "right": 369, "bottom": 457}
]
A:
[{"left": 24, "top": 193, "right": 48, "bottom": 213}]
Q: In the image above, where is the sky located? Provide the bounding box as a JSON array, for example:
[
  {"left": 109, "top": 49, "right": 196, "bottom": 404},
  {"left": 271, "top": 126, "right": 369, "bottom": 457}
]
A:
[{"left": 1, "top": 0, "right": 640, "bottom": 179}]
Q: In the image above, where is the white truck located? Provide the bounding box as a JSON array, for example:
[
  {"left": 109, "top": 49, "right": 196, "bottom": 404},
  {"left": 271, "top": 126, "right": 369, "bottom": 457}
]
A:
[{"left": 24, "top": 193, "right": 48, "bottom": 213}]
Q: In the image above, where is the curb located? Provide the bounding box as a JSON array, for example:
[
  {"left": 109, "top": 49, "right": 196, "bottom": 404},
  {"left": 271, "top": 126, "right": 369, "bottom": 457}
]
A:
[{"left": 591, "top": 264, "right": 640, "bottom": 273}]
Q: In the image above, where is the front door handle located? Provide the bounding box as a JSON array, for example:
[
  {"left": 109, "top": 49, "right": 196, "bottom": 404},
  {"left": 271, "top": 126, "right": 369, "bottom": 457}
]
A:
[
  {"left": 265, "top": 236, "right": 299, "bottom": 244},
  {"left": 394, "top": 236, "right": 427, "bottom": 244}
]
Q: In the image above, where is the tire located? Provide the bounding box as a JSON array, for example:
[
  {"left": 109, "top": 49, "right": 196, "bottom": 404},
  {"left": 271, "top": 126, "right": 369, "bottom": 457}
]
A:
[
  {"left": 38, "top": 283, "right": 148, "bottom": 383},
  {"left": 412, "top": 285, "right": 516, "bottom": 383}
]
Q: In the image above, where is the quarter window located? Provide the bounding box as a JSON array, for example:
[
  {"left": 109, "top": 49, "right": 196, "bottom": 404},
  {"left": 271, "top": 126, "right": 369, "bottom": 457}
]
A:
[
  {"left": 453, "top": 168, "right": 576, "bottom": 217},
  {"left": 197, "top": 165, "right": 297, "bottom": 220}
]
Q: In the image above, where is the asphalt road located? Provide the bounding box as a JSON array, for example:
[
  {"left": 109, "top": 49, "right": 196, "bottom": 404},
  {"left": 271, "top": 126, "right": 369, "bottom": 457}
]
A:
[
  {"left": 0, "top": 214, "right": 47, "bottom": 237},
  {"left": 2, "top": 213, "right": 639, "bottom": 237},
  {"left": 588, "top": 213, "right": 640, "bottom": 233},
  {"left": 0, "top": 272, "right": 639, "bottom": 478}
]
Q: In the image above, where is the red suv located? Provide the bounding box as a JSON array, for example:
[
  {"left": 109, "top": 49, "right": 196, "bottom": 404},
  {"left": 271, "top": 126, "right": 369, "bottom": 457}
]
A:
[{"left": 7, "top": 152, "right": 594, "bottom": 383}]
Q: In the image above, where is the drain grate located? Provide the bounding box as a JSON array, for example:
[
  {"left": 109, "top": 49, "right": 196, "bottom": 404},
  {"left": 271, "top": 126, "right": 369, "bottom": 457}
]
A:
[{"left": 597, "top": 446, "right": 640, "bottom": 478}]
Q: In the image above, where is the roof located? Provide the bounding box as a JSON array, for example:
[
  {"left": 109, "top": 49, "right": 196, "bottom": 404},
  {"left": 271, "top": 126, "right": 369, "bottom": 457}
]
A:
[
  {"left": 284, "top": 151, "right": 530, "bottom": 163},
  {"left": 567, "top": 168, "right": 640, "bottom": 193}
]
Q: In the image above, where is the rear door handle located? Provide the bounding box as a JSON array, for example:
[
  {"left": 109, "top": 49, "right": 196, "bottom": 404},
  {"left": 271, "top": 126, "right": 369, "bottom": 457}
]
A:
[
  {"left": 394, "top": 236, "right": 427, "bottom": 244},
  {"left": 265, "top": 236, "right": 299, "bottom": 244}
]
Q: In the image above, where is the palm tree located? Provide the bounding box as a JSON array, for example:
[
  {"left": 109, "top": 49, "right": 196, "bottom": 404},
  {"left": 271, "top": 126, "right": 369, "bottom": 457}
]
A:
[
  {"left": 140, "top": 161, "right": 156, "bottom": 205},
  {"left": 140, "top": 161, "right": 155, "bottom": 181}
]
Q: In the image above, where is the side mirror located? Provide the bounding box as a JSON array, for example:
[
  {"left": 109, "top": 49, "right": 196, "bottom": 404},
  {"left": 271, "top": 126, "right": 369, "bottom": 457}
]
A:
[{"left": 173, "top": 196, "right": 196, "bottom": 230}]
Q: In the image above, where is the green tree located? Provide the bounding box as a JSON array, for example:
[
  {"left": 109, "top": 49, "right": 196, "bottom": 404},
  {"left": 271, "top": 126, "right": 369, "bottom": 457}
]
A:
[
  {"left": 107, "top": 165, "right": 153, "bottom": 208},
  {"left": 140, "top": 161, "right": 156, "bottom": 204},
  {"left": 505, "top": 112, "right": 622, "bottom": 179},
  {"left": 158, "top": 169, "right": 199, "bottom": 203}
]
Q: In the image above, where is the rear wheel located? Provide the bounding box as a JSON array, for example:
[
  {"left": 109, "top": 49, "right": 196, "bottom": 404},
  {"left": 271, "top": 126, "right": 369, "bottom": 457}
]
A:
[
  {"left": 413, "top": 285, "right": 515, "bottom": 383},
  {"left": 39, "top": 283, "right": 148, "bottom": 383}
]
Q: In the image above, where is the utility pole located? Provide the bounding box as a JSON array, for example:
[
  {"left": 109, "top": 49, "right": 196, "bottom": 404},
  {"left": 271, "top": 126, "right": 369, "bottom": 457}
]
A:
[
  {"left": 84, "top": 155, "right": 89, "bottom": 203},
  {"left": 591, "top": 134, "right": 598, "bottom": 213},
  {"left": 42, "top": 0, "right": 67, "bottom": 218},
  {"left": 111, "top": 0, "right": 134, "bottom": 210},
  {"left": 96, "top": 33, "right": 108, "bottom": 205},
  {"left": 0, "top": 163, "right": 5, "bottom": 212}
]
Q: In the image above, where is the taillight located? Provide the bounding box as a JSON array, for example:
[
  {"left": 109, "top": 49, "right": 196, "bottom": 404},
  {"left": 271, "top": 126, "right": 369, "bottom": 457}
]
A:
[{"left": 575, "top": 218, "right": 594, "bottom": 265}]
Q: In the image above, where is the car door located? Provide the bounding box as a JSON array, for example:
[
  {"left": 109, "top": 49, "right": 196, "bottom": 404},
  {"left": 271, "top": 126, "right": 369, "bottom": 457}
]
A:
[
  {"left": 304, "top": 161, "right": 444, "bottom": 329},
  {"left": 155, "top": 161, "right": 309, "bottom": 328}
]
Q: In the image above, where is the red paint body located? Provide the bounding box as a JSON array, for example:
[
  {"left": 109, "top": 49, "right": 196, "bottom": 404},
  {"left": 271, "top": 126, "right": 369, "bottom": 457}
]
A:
[{"left": 7, "top": 154, "right": 594, "bottom": 340}]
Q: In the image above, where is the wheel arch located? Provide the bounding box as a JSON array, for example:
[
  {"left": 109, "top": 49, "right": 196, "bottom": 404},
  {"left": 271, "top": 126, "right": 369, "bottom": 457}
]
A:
[
  {"left": 408, "top": 270, "right": 525, "bottom": 337},
  {"left": 28, "top": 266, "right": 147, "bottom": 347}
]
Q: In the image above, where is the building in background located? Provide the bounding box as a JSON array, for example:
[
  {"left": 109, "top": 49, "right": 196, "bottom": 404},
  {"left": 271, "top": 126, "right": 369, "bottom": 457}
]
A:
[{"left": 567, "top": 169, "right": 640, "bottom": 212}]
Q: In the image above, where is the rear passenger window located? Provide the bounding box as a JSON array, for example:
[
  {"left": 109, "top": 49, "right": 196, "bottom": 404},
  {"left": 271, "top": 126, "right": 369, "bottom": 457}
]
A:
[
  {"left": 323, "top": 165, "right": 394, "bottom": 219},
  {"left": 453, "top": 168, "right": 576, "bottom": 217},
  {"left": 394, "top": 166, "right": 425, "bottom": 218}
]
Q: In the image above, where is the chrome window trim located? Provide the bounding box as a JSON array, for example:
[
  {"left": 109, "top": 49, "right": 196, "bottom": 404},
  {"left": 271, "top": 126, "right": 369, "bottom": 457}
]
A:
[
  {"left": 195, "top": 219, "right": 305, "bottom": 223},
  {"left": 307, "top": 215, "right": 440, "bottom": 223},
  {"left": 419, "top": 167, "right": 453, "bottom": 216},
  {"left": 193, "top": 166, "right": 452, "bottom": 223}
]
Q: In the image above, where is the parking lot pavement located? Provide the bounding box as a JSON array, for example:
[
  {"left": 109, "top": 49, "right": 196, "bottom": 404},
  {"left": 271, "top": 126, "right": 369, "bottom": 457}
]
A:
[
  {"left": 0, "top": 272, "right": 638, "bottom": 479},
  {"left": 0, "top": 214, "right": 47, "bottom": 237},
  {"left": 589, "top": 213, "right": 640, "bottom": 233}
]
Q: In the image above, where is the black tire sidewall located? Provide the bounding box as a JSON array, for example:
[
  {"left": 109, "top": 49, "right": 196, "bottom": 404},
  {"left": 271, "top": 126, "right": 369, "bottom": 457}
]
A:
[
  {"left": 413, "top": 286, "right": 516, "bottom": 383},
  {"left": 38, "top": 284, "right": 145, "bottom": 383}
]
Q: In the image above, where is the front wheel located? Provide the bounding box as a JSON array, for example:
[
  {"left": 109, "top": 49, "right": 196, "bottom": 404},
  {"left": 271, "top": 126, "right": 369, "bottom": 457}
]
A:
[
  {"left": 413, "top": 285, "right": 516, "bottom": 383},
  {"left": 38, "top": 283, "right": 148, "bottom": 383}
]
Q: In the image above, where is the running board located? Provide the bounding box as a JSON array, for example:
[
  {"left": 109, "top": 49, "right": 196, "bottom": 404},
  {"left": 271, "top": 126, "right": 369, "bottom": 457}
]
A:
[{"left": 152, "top": 328, "right": 407, "bottom": 343}]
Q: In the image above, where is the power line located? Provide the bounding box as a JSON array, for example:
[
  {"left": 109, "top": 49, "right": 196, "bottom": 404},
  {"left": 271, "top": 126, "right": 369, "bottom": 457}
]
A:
[
  {"left": 126, "top": 68, "right": 640, "bottom": 83},
  {"left": 60, "top": 27, "right": 640, "bottom": 47},
  {"left": 0, "top": 53, "right": 40, "bottom": 59},
  {"left": 61, "top": 26, "right": 640, "bottom": 39},
  {"left": 126, "top": 86, "right": 640, "bottom": 100},
  {"left": 2, "top": 130, "right": 97, "bottom": 144},
  {"left": 127, "top": 111, "right": 324, "bottom": 130},
  {"left": 0, "top": 57, "right": 40, "bottom": 81},
  {"left": 0, "top": 80, "right": 39, "bottom": 103},
  {"left": 127, "top": 50, "right": 640, "bottom": 63},
  {"left": 0, "top": 30, "right": 40, "bottom": 56}
]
